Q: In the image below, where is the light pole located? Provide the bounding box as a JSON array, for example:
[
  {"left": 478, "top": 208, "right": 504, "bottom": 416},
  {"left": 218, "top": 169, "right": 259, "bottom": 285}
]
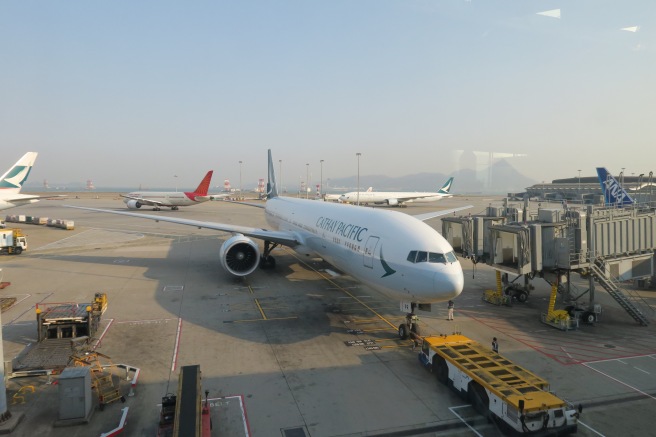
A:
[
  {"left": 356, "top": 152, "right": 362, "bottom": 206},
  {"left": 577, "top": 170, "right": 581, "bottom": 202},
  {"left": 306, "top": 163, "right": 310, "bottom": 199},
  {"left": 279, "top": 159, "right": 282, "bottom": 194},
  {"left": 174, "top": 175, "right": 178, "bottom": 192},
  {"left": 621, "top": 167, "right": 625, "bottom": 187},
  {"left": 320, "top": 159, "right": 324, "bottom": 200},
  {"left": 239, "top": 161, "right": 243, "bottom": 194}
]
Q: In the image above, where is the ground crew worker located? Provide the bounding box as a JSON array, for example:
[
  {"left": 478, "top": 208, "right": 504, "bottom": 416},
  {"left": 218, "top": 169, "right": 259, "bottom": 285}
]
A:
[{"left": 447, "top": 300, "right": 454, "bottom": 320}]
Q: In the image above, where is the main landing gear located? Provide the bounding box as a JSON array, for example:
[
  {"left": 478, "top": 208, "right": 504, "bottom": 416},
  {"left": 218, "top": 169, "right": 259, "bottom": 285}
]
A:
[{"left": 259, "top": 240, "right": 279, "bottom": 269}]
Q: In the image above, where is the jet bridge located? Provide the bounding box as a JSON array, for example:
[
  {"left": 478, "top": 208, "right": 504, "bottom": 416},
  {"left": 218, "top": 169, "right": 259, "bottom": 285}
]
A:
[{"left": 444, "top": 200, "right": 655, "bottom": 326}]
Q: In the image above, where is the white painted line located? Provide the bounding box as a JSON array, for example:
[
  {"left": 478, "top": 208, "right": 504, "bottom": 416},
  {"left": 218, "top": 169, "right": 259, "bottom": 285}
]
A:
[
  {"left": 578, "top": 419, "right": 606, "bottom": 436},
  {"left": 617, "top": 359, "right": 627, "bottom": 364},
  {"left": 583, "top": 363, "right": 656, "bottom": 401},
  {"left": 171, "top": 317, "right": 183, "bottom": 372},
  {"left": 323, "top": 269, "right": 340, "bottom": 277},
  {"left": 561, "top": 346, "right": 574, "bottom": 360},
  {"left": 93, "top": 318, "right": 114, "bottom": 350},
  {"left": 448, "top": 405, "right": 484, "bottom": 437},
  {"left": 634, "top": 367, "right": 650, "bottom": 375}
]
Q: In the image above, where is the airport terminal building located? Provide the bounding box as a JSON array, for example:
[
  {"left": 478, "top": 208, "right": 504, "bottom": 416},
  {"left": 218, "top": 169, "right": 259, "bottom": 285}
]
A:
[{"left": 525, "top": 174, "right": 656, "bottom": 204}]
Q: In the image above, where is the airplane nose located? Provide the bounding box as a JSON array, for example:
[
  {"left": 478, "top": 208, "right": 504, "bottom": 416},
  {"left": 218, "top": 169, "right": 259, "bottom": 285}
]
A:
[{"left": 434, "top": 265, "right": 464, "bottom": 299}]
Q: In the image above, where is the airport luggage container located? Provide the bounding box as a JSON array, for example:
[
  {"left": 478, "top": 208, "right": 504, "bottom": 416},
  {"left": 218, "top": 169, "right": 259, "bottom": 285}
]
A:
[{"left": 418, "top": 334, "right": 579, "bottom": 435}]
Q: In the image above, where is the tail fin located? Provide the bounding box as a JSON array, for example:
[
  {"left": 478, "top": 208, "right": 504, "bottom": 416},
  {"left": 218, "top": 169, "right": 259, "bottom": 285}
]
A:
[
  {"left": 267, "top": 149, "right": 279, "bottom": 199},
  {"left": 0, "top": 152, "right": 38, "bottom": 193},
  {"left": 438, "top": 177, "right": 454, "bottom": 195},
  {"left": 366, "top": 187, "right": 373, "bottom": 192},
  {"left": 192, "top": 171, "right": 213, "bottom": 196},
  {"left": 596, "top": 167, "right": 635, "bottom": 206}
]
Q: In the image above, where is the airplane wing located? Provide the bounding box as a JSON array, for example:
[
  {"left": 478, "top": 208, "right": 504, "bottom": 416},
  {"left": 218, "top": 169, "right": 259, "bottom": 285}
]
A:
[
  {"left": 5, "top": 193, "right": 67, "bottom": 202},
  {"left": 66, "top": 206, "right": 301, "bottom": 247},
  {"left": 120, "top": 194, "right": 167, "bottom": 208},
  {"left": 411, "top": 205, "right": 473, "bottom": 222}
]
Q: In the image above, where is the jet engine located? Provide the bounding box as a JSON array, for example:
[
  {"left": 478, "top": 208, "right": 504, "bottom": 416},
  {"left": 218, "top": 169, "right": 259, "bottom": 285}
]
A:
[
  {"left": 387, "top": 198, "right": 399, "bottom": 206},
  {"left": 219, "top": 235, "right": 260, "bottom": 276},
  {"left": 126, "top": 200, "right": 142, "bottom": 209}
]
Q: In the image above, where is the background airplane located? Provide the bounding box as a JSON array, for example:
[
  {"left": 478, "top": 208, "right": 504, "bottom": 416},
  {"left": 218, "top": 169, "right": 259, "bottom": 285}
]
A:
[
  {"left": 323, "top": 187, "right": 372, "bottom": 202},
  {"left": 596, "top": 167, "right": 635, "bottom": 206},
  {"left": 122, "top": 170, "right": 214, "bottom": 210},
  {"left": 339, "top": 177, "right": 455, "bottom": 207},
  {"left": 0, "top": 152, "right": 59, "bottom": 211},
  {"left": 71, "top": 151, "right": 472, "bottom": 338}
]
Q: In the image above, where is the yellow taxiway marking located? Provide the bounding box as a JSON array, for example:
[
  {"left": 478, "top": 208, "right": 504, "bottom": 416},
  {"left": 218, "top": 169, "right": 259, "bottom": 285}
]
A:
[
  {"left": 232, "top": 316, "right": 298, "bottom": 323},
  {"left": 254, "top": 298, "right": 267, "bottom": 320},
  {"left": 285, "top": 249, "right": 398, "bottom": 331},
  {"left": 361, "top": 327, "right": 395, "bottom": 333}
]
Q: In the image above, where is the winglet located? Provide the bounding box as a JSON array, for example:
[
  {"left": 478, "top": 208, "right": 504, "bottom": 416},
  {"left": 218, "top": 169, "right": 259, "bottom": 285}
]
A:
[
  {"left": 438, "top": 177, "right": 454, "bottom": 195},
  {"left": 0, "top": 152, "right": 38, "bottom": 193},
  {"left": 192, "top": 171, "right": 213, "bottom": 196},
  {"left": 267, "top": 149, "right": 279, "bottom": 199},
  {"left": 596, "top": 167, "right": 635, "bottom": 206}
]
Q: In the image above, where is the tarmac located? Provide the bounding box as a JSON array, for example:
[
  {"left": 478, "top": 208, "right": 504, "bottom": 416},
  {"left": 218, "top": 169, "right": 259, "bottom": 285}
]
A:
[{"left": 0, "top": 193, "right": 655, "bottom": 436}]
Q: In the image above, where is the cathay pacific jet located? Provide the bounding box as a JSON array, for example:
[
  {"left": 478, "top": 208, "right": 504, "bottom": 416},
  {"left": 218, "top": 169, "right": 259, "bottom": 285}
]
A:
[{"left": 68, "top": 151, "right": 471, "bottom": 337}]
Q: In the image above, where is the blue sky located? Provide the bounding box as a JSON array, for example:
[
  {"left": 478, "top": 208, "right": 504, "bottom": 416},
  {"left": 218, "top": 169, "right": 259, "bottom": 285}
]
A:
[{"left": 1, "top": 1, "right": 654, "bottom": 190}]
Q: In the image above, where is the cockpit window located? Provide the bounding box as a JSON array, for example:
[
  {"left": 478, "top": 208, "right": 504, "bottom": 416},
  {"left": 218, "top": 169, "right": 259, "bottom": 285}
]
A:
[
  {"left": 407, "top": 250, "right": 457, "bottom": 264},
  {"left": 428, "top": 252, "right": 446, "bottom": 263}
]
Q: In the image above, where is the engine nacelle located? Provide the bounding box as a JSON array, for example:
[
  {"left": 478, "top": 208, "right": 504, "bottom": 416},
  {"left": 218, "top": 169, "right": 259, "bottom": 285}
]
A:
[
  {"left": 219, "top": 235, "right": 260, "bottom": 276},
  {"left": 126, "top": 200, "right": 142, "bottom": 209},
  {"left": 387, "top": 198, "right": 399, "bottom": 206}
]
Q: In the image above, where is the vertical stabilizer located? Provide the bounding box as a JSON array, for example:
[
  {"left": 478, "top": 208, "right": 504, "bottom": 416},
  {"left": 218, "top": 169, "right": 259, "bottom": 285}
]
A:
[
  {"left": 438, "top": 177, "right": 454, "bottom": 195},
  {"left": 596, "top": 167, "right": 635, "bottom": 206},
  {"left": 0, "top": 152, "right": 38, "bottom": 193},
  {"left": 192, "top": 171, "right": 213, "bottom": 196},
  {"left": 267, "top": 149, "right": 279, "bottom": 199}
]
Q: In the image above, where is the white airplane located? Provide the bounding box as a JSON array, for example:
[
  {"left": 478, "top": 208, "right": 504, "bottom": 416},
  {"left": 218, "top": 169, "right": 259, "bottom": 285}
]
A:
[
  {"left": 339, "top": 177, "right": 455, "bottom": 207},
  {"left": 323, "top": 187, "right": 372, "bottom": 202},
  {"left": 69, "top": 151, "right": 472, "bottom": 337},
  {"left": 0, "top": 152, "right": 56, "bottom": 211},
  {"left": 122, "top": 171, "right": 214, "bottom": 210}
]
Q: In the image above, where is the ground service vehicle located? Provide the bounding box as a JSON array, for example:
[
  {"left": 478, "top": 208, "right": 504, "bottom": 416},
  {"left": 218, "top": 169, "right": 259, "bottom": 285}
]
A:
[
  {"left": 419, "top": 334, "right": 580, "bottom": 435},
  {"left": 0, "top": 228, "right": 27, "bottom": 255}
]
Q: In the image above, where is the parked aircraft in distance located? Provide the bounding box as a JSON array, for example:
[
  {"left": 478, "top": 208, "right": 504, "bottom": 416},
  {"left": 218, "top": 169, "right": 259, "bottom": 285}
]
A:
[
  {"left": 323, "top": 187, "right": 372, "bottom": 202},
  {"left": 122, "top": 171, "right": 214, "bottom": 210},
  {"left": 596, "top": 167, "right": 635, "bottom": 206},
  {"left": 0, "top": 152, "right": 58, "bottom": 211},
  {"left": 70, "top": 151, "right": 472, "bottom": 337},
  {"left": 339, "top": 178, "right": 455, "bottom": 207}
]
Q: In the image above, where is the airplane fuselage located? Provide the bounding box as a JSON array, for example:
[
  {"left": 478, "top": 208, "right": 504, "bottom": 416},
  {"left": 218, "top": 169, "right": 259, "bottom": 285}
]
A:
[
  {"left": 340, "top": 191, "right": 449, "bottom": 206},
  {"left": 123, "top": 191, "right": 209, "bottom": 208},
  {"left": 264, "top": 197, "right": 463, "bottom": 304}
]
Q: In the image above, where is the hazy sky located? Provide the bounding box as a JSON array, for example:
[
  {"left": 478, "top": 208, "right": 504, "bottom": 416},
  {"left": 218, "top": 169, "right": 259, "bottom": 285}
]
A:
[{"left": 1, "top": 1, "right": 654, "bottom": 189}]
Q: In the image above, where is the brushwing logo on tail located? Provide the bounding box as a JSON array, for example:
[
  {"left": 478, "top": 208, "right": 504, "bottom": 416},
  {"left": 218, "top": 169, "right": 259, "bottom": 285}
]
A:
[{"left": 1, "top": 166, "right": 31, "bottom": 189}]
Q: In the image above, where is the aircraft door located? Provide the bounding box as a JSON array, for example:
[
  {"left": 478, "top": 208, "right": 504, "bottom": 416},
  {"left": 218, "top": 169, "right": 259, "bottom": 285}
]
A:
[{"left": 363, "top": 236, "right": 380, "bottom": 269}]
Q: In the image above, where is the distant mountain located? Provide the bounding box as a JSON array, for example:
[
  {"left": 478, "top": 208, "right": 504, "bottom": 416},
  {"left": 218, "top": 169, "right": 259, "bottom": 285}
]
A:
[{"left": 325, "top": 159, "right": 537, "bottom": 194}]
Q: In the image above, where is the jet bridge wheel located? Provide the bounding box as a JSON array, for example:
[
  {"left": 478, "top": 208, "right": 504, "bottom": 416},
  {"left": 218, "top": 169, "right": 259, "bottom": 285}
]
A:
[
  {"left": 582, "top": 311, "right": 596, "bottom": 324},
  {"left": 515, "top": 291, "right": 528, "bottom": 303}
]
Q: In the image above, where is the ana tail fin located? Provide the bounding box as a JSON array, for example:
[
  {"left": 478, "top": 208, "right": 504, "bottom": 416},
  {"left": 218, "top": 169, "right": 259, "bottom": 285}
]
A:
[
  {"left": 192, "top": 171, "right": 213, "bottom": 196},
  {"left": 438, "top": 177, "right": 454, "bottom": 195},
  {"left": 596, "top": 167, "right": 634, "bottom": 206},
  {"left": 0, "top": 152, "right": 38, "bottom": 193},
  {"left": 267, "top": 149, "right": 278, "bottom": 198}
]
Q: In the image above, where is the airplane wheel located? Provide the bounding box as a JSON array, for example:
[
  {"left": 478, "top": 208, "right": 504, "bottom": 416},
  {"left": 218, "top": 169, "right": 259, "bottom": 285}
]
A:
[{"left": 398, "top": 324, "right": 409, "bottom": 340}]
